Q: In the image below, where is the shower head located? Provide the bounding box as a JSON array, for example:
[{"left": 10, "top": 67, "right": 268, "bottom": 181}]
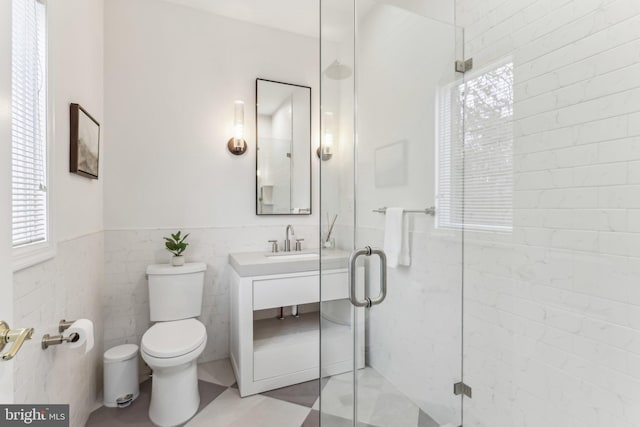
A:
[{"left": 324, "top": 60, "right": 352, "bottom": 80}]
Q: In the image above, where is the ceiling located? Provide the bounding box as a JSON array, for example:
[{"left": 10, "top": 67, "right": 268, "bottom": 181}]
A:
[
  {"left": 161, "top": 0, "right": 453, "bottom": 43},
  {"left": 163, "top": 0, "right": 321, "bottom": 39},
  {"left": 161, "top": 0, "right": 381, "bottom": 42}
]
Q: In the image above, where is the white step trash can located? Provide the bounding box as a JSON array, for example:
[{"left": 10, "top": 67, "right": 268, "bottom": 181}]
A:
[{"left": 104, "top": 344, "right": 140, "bottom": 408}]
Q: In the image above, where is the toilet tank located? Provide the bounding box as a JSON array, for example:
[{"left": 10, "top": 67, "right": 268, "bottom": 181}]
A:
[{"left": 146, "top": 263, "right": 206, "bottom": 321}]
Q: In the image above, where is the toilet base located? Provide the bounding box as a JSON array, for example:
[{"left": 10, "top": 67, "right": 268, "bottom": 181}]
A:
[{"left": 148, "top": 360, "right": 200, "bottom": 427}]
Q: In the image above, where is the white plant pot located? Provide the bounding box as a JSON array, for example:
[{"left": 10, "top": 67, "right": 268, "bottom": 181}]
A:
[{"left": 172, "top": 255, "right": 185, "bottom": 266}]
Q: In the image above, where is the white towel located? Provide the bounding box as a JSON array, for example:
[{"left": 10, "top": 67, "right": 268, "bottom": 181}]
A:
[{"left": 384, "top": 207, "right": 410, "bottom": 268}]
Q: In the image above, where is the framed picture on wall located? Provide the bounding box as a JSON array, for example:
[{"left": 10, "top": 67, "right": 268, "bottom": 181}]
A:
[{"left": 69, "top": 103, "right": 100, "bottom": 179}]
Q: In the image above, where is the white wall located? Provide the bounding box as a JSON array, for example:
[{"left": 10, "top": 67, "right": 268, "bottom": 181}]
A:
[
  {"left": 51, "top": 0, "right": 104, "bottom": 241},
  {"left": 258, "top": 115, "right": 273, "bottom": 138},
  {"left": 103, "top": 0, "right": 319, "bottom": 365},
  {"left": 270, "top": 99, "right": 294, "bottom": 211},
  {"left": 380, "top": 0, "right": 454, "bottom": 25},
  {"left": 104, "top": 0, "right": 319, "bottom": 230},
  {"left": 272, "top": 99, "right": 293, "bottom": 141},
  {"left": 11, "top": 0, "right": 105, "bottom": 425},
  {"left": 291, "top": 88, "right": 311, "bottom": 210},
  {"left": 457, "top": 0, "right": 640, "bottom": 426}
]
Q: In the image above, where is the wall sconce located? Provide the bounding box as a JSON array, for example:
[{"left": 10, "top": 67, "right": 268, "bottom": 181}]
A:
[
  {"left": 227, "top": 100, "right": 247, "bottom": 155},
  {"left": 317, "top": 111, "right": 334, "bottom": 161}
]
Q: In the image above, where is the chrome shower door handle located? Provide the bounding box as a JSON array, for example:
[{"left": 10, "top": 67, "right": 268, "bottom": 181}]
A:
[
  {"left": 348, "top": 246, "right": 388, "bottom": 308},
  {"left": 349, "top": 247, "right": 371, "bottom": 307},
  {"left": 367, "top": 247, "right": 387, "bottom": 307}
]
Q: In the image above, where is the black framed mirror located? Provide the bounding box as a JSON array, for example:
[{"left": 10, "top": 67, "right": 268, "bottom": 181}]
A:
[{"left": 255, "top": 78, "right": 312, "bottom": 215}]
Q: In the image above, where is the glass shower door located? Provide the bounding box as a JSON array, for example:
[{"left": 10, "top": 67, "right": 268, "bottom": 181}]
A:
[{"left": 319, "top": 1, "right": 465, "bottom": 426}]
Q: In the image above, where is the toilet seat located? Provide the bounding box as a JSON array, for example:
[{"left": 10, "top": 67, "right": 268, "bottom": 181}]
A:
[
  {"left": 141, "top": 339, "right": 206, "bottom": 369},
  {"left": 142, "top": 318, "right": 206, "bottom": 358}
]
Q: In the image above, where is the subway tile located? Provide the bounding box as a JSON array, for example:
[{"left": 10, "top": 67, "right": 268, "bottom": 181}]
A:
[{"left": 461, "top": 1, "right": 640, "bottom": 425}]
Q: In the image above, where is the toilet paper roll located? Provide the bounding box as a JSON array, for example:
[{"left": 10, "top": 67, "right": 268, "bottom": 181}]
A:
[{"left": 67, "top": 319, "right": 94, "bottom": 353}]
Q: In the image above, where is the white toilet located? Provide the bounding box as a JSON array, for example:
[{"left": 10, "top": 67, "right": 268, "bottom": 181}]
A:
[{"left": 141, "top": 262, "right": 208, "bottom": 427}]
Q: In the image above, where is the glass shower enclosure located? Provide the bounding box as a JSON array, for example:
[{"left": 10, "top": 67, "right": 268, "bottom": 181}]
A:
[
  {"left": 320, "top": 1, "right": 465, "bottom": 426},
  {"left": 321, "top": 1, "right": 640, "bottom": 427}
]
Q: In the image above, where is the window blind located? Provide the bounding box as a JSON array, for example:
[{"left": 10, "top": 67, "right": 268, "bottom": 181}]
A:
[
  {"left": 11, "top": 0, "right": 48, "bottom": 247},
  {"left": 437, "top": 61, "right": 514, "bottom": 232}
]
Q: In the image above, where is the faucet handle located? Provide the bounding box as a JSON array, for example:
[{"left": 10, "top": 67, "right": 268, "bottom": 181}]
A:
[
  {"left": 268, "top": 240, "right": 279, "bottom": 253},
  {"left": 295, "top": 238, "right": 304, "bottom": 252}
]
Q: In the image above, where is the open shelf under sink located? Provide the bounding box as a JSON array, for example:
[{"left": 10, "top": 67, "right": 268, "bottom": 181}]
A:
[{"left": 253, "top": 312, "right": 352, "bottom": 381}]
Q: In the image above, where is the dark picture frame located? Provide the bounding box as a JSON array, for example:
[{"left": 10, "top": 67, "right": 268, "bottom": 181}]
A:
[{"left": 70, "top": 103, "right": 100, "bottom": 179}]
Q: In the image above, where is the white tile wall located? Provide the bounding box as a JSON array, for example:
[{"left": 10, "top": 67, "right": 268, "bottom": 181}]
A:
[
  {"left": 103, "top": 225, "right": 319, "bottom": 369},
  {"left": 457, "top": 0, "right": 640, "bottom": 425},
  {"left": 357, "top": 225, "right": 462, "bottom": 425},
  {"left": 13, "top": 232, "right": 104, "bottom": 427}
]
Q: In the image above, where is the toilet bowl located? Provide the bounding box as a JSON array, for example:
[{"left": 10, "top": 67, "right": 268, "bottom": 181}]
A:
[
  {"left": 141, "top": 318, "right": 207, "bottom": 427},
  {"left": 143, "top": 262, "right": 208, "bottom": 427}
]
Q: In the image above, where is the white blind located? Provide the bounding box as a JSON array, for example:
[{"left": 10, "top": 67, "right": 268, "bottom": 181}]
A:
[
  {"left": 437, "top": 75, "right": 465, "bottom": 228},
  {"left": 12, "top": 0, "right": 48, "bottom": 247},
  {"left": 437, "top": 61, "right": 514, "bottom": 232}
]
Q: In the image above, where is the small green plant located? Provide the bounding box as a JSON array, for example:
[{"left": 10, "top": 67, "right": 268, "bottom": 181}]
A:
[{"left": 164, "top": 231, "right": 190, "bottom": 257}]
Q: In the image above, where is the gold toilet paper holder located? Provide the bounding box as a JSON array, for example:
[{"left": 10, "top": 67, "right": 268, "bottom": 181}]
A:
[{"left": 42, "top": 319, "right": 80, "bottom": 350}]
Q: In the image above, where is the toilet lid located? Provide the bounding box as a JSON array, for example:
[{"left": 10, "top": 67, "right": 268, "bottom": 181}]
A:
[
  {"left": 105, "top": 344, "right": 139, "bottom": 362},
  {"left": 142, "top": 319, "right": 206, "bottom": 358}
]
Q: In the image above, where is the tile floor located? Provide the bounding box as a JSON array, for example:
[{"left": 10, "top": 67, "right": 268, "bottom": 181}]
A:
[{"left": 86, "top": 359, "right": 441, "bottom": 427}]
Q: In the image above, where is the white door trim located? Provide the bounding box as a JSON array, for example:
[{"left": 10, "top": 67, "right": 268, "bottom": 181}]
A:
[{"left": 0, "top": 0, "right": 15, "bottom": 404}]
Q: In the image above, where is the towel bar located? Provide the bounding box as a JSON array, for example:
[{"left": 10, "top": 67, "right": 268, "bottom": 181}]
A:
[{"left": 372, "top": 207, "right": 436, "bottom": 216}]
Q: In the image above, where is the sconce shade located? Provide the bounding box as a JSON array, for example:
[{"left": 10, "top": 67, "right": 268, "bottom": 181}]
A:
[
  {"left": 317, "top": 111, "right": 334, "bottom": 160},
  {"left": 228, "top": 100, "right": 247, "bottom": 155}
]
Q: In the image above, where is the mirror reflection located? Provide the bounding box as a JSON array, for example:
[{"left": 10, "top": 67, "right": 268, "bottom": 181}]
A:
[{"left": 256, "top": 79, "right": 311, "bottom": 215}]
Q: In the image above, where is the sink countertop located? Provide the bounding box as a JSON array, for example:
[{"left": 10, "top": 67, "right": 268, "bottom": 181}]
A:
[{"left": 229, "top": 249, "right": 350, "bottom": 277}]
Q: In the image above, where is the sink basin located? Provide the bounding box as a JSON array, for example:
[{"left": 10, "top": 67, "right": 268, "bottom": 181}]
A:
[
  {"left": 229, "top": 249, "right": 349, "bottom": 276},
  {"left": 266, "top": 253, "right": 319, "bottom": 260}
]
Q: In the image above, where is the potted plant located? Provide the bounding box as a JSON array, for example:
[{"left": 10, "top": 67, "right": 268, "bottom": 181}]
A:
[{"left": 164, "top": 231, "right": 190, "bottom": 266}]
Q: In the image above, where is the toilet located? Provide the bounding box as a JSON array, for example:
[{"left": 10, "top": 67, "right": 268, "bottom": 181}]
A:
[{"left": 141, "top": 262, "right": 208, "bottom": 427}]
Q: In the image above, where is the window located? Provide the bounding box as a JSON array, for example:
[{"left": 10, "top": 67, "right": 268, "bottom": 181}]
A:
[
  {"left": 437, "top": 60, "right": 514, "bottom": 232},
  {"left": 12, "top": 0, "right": 52, "bottom": 269}
]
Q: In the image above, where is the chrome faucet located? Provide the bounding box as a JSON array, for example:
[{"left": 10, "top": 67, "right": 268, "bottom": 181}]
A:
[{"left": 284, "top": 225, "right": 295, "bottom": 252}]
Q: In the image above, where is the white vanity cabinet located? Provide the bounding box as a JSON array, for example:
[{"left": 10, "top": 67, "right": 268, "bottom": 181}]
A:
[{"left": 229, "top": 251, "right": 364, "bottom": 397}]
